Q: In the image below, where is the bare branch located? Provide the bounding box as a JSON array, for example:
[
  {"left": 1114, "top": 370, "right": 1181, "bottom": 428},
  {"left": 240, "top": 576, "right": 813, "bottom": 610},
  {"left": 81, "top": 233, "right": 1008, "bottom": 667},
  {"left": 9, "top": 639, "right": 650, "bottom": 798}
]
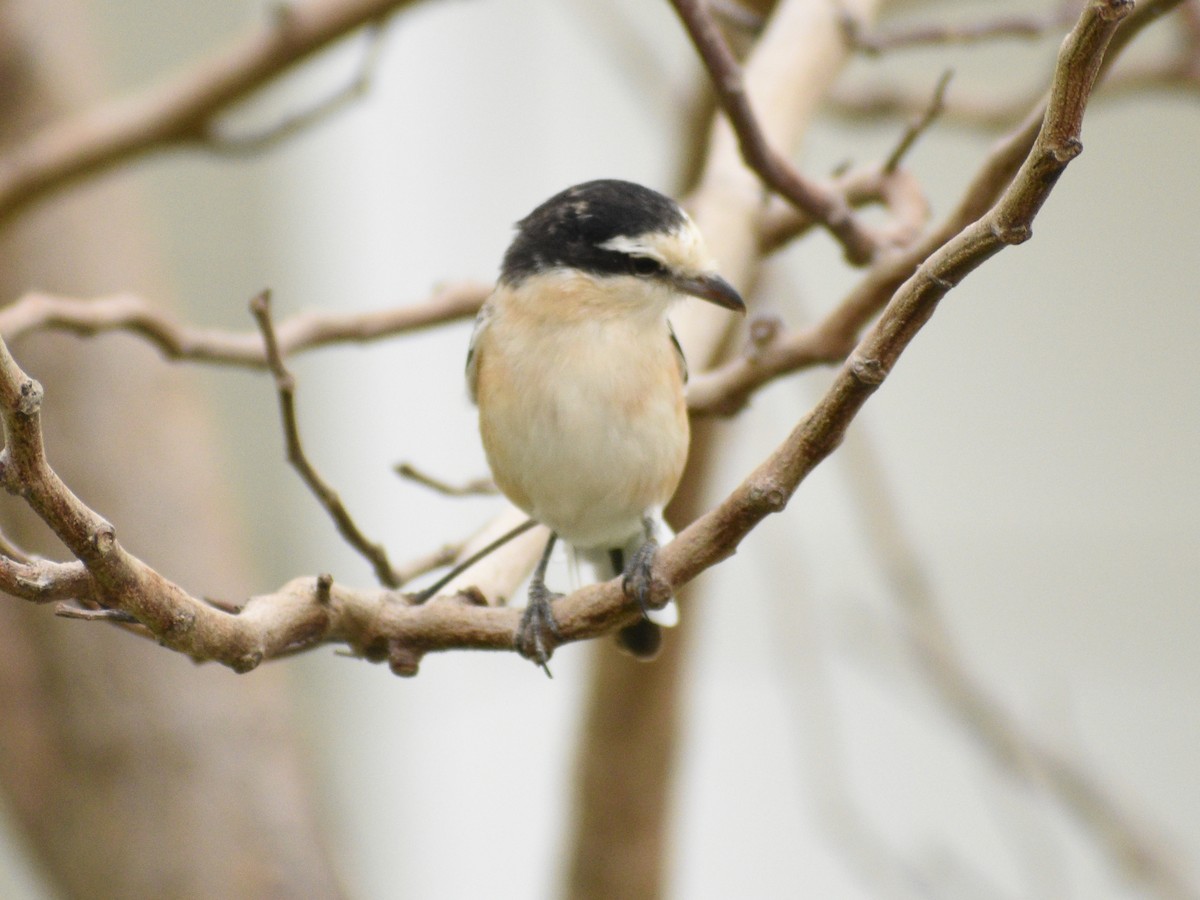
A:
[
  {"left": 0, "top": 0, "right": 1132, "bottom": 678},
  {"left": 826, "top": 81, "right": 1037, "bottom": 132},
  {"left": 691, "top": 167, "right": 933, "bottom": 417},
  {"left": 0, "top": 554, "right": 94, "bottom": 603},
  {"left": 669, "top": 0, "right": 884, "bottom": 265},
  {"left": 0, "top": 0, "right": 427, "bottom": 228},
  {"left": 54, "top": 604, "right": 139, "bottom": 623},
  {"left": 845, "top": 3, "right": 1079, "bottom": 55},
  {"left": 829, "top": 0, "right": 1199, "bottom": 131},
  {"left": 0, "top": 281, "right": 488, "bottom": 365},
  {"left": 249, "top": 290, "right": 402, "bottom": 588},
  {"left": 391, "top": 541, "right": 465, "bottom": 587},
  {"left": 883, "top": 69, "right": 953, "bottom": 174},
  {"left": 756, "top": 162, "right": 930, "bottom": 255},
  {"left": 709, "top": 0, "right": 766, "bottom": 35},
  {"left": 687, "top": 318, "right": 847, "bottom": 417},
  {"left": 842, "top": 430, "right": 1196, "bottom": 898},
  {"left": 713, "top": 0, "right": 1190, "bottom": 418},
  {"left": 206, "top": 22, "right": 387, "bottom": 155},
  {"left": 394, "top": 462, "right": 497, "bottom": 497},
  {"left": 668, "top": 0, "right": 1134, "bottom": 596}
]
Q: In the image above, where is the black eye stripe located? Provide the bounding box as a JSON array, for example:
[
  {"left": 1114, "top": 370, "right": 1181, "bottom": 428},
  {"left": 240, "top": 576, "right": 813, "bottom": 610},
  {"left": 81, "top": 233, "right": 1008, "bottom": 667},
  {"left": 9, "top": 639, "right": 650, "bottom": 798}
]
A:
[{"left": 630, "top": 256, "right": 665, "bottom": 276}]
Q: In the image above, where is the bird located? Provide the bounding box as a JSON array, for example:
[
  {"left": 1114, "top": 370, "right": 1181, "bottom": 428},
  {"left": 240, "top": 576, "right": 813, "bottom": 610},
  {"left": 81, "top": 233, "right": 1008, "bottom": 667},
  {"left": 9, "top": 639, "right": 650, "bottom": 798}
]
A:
[{"left": 466, "top": 179, "right": 744, "bottom": 670}]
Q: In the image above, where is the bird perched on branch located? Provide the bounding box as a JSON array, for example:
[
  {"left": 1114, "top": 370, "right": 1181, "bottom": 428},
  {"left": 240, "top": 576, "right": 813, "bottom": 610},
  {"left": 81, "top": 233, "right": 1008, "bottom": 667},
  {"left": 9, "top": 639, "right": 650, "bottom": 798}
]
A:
[{"left": 467, "top": 179, "right": 744, "bottom": 671}]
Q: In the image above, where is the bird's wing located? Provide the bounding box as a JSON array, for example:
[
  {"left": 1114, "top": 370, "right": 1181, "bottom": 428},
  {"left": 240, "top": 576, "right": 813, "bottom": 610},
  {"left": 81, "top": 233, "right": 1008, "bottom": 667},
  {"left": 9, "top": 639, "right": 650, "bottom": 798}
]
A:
[
  {"left": 464, "top": 300, "right": 495, "bottom": 404},
  {"left": 668, "top": 320, "right": 688, "bottom": 384}
]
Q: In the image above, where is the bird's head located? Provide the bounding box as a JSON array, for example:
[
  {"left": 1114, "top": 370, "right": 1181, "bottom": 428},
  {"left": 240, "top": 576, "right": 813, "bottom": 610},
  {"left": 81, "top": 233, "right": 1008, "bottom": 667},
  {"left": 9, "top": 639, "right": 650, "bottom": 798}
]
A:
[{"left": 498, "top": 180, "right": 745, "bottom": 318}]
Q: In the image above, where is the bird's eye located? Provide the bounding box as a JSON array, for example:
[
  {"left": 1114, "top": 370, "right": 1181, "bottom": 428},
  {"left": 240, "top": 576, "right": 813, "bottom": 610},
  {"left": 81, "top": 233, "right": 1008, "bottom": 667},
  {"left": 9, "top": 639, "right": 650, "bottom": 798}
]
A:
[{"left": 630, "top": 256, "right": 664, "bottom": 276}]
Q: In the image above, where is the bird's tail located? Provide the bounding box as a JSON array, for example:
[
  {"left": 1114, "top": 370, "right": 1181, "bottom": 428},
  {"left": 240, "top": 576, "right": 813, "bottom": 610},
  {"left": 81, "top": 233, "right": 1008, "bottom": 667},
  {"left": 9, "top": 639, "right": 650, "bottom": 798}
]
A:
[{"left": 569, "top": 518, "right": 678, "bottom": 660}]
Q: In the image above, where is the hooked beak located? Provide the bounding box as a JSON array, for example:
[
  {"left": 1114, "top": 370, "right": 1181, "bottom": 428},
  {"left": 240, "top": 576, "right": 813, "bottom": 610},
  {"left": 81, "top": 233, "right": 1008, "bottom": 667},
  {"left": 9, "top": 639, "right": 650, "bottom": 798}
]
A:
[{"left": 673, "top": 272, "right": 746, "bottom": 313}]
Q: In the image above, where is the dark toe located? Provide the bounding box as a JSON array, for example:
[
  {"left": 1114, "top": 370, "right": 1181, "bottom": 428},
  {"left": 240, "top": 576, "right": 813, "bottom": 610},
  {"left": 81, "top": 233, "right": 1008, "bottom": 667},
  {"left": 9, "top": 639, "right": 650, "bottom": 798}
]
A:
[
  {"left": 515, "top": 586, "right": 562, "bottom": 674},
  {"left": 620, "top": 538, "right": 661, "bottom": 617}
]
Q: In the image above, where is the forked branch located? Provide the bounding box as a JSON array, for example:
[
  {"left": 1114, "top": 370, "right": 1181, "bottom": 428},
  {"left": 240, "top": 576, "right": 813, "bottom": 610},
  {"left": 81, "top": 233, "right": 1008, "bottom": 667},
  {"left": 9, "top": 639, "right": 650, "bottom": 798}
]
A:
[
  {"left": 669, "top": 0, "right": 883, "bottom": 264},
  {"left": 0, "top": 0, "right": 1132, "bottom": 678}
]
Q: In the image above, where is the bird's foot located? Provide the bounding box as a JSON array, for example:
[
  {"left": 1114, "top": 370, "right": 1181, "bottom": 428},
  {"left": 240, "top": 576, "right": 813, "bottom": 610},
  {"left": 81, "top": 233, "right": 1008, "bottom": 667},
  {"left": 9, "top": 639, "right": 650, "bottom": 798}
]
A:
[
  {"left": 515, "top": 580, "right": 562, "bottom": 676},
  {"left": 621, "top": 537, "right": 667, "bottom": 618}
]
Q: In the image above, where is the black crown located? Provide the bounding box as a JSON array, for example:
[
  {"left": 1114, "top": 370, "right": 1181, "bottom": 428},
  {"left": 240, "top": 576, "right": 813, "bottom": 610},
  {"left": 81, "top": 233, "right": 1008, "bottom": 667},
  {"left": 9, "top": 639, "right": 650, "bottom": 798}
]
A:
[{"left": 500, "top": 180, "right": 686, "bottom": 284}]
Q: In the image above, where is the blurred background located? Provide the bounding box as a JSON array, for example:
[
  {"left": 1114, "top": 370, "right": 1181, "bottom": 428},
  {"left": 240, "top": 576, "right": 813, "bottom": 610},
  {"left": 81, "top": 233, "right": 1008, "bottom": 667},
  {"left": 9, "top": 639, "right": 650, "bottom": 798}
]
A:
[{"left": 0, "top": 0, "right": 1196, "bottom": 897}]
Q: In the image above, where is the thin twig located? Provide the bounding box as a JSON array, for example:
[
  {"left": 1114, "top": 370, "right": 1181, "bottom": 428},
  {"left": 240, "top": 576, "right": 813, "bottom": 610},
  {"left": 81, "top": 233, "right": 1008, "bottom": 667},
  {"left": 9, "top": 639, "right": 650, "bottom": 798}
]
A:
[
  {"left": 394, "top": 462, "right": 496, "bottom": 497},
  {"left": 826, "top": 82, "right": 1038, "bottom": 132},
  {"left": 884, "top": 69, "right": 953, "bottom": 173},
  {"left": 840, "top": 427, "right": 1194, "bottom": 897},
  {"left": 392, "top": 541, "right": 465, "bottom": 587},
  {"left": 756, "top": 163, "right": 930, "bottom": 255},
  {"left": 0, "top": 529, "right": 32, "bottom": 562},
  {"left": 206, "top": 22, "right": 387, "bottom": 155},
  {"left": 831, "top": 0, "right": 1200, "bottom": 131},
  {"left": 669, "top": 0, "right": 883, "bottom": 265},
  {"left": 55, "top": 604, "right": 139, "bottom": 623},
  {"left": 408, "top": 517, "right": 537, "bottom": 603},
  {"left": 249, "top": 289, "right": 402, "bottom": 588},
  {"left": 845, "top": 2, "right": 1079, "bottom": 55},
  {"left": 725, "top": 0, "right": 1192, "bottom": 419},
  {"left": 0, "top": 282, "right": 489, "bottom": 365},
  {"left": 0, "top": 0, "right": 426, "bottom": 228}
]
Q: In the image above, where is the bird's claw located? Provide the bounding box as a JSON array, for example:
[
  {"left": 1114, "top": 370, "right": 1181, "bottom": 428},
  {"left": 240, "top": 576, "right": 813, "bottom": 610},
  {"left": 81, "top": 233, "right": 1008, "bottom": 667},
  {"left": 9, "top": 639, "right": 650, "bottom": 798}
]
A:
[
  {"left": 621, "top": 537, "right": 664, "bottom": 618},
  {"left": 515, "top": 582, "right": 562, "bottom": 676}
]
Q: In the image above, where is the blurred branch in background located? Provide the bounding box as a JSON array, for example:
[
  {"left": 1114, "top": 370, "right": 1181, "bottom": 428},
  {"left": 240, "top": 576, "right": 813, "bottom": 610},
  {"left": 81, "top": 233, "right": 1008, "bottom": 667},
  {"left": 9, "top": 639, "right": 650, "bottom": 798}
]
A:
[
  {"left": 0, "top": 282, "right": 488, "bottom": 364},
  {"left": 829, "top": 0, "right": 1200, "bottom": 130},
  {"left": 840, "top": 430, "right": 1195, "bottom": 899},
  {"left": 842, "top": 0, "right": 1081, "bottom": 54},
  {"left": 670, "top": 0, "right": 883, "bottom": 264},
  {"left": 0, "top": 0, "right": 428, "bottom": 229}
]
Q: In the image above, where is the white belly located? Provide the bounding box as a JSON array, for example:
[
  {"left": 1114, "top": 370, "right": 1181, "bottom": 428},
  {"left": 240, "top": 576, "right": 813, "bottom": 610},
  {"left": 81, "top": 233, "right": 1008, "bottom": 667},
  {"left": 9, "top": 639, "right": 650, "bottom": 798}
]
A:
[{"left": 476, "top": 311, "right": 688, "bottom": 549}]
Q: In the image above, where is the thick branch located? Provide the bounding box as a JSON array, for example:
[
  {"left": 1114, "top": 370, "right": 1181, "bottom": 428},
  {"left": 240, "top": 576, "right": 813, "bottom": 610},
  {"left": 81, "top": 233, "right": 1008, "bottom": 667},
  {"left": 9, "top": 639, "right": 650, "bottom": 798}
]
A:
[{"left": 0, "top": 554, "right": 93, "bottom": 603}]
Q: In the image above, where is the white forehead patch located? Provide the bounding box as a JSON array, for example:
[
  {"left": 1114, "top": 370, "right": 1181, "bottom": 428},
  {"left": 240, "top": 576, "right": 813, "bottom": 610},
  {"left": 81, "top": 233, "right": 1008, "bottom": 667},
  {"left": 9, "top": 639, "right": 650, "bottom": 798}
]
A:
[
  {"left": 599, "top": 233, "right": 665, "bottom": 261},
  {"left": 599, "top": 221, "right": 710, "bottom": 273}
]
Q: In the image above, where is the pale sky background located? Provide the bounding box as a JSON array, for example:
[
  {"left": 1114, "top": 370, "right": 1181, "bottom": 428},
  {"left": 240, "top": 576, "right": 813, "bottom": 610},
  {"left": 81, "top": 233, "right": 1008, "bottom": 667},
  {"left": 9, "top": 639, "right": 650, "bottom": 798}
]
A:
[{"left": 1, "top": 1, "right": 1197, "bottom": 897}]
